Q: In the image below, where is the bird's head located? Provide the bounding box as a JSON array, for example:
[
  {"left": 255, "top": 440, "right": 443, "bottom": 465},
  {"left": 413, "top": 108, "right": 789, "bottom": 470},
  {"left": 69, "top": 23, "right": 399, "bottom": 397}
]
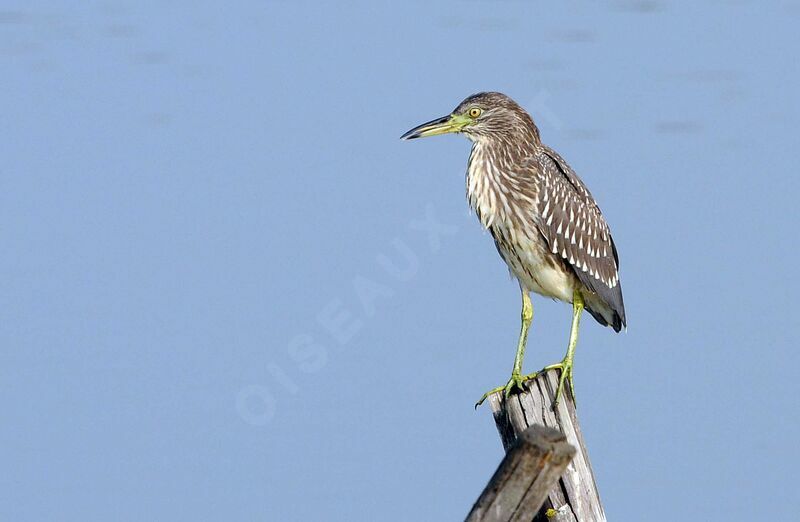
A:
[{"left": 400, "top": 92, "right": 539, "bottom": 144}]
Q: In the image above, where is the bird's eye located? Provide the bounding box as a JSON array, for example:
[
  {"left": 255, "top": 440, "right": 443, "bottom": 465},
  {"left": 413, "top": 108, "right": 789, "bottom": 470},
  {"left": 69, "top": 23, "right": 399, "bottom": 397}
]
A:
[{"left": 468, "top": 107, "right": 482, "bottom": 118}]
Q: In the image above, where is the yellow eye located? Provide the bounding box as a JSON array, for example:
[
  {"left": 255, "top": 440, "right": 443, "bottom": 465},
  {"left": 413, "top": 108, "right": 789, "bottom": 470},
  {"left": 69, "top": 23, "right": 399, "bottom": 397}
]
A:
[{"left": 468, "top": 107, "right": 482, "bottom": 118}]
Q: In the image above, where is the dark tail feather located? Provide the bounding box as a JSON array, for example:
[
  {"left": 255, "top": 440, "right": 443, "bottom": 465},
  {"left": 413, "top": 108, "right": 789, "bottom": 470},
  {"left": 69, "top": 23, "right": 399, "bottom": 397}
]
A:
[{"left": 586, "top": 306, "right": 624, "bottom": 333}]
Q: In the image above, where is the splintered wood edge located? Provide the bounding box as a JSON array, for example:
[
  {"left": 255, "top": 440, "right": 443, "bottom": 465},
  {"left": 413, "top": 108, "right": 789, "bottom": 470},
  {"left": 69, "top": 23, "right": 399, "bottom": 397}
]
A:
[{"left": 466, "top": 424, "right": 576, "bottom": 522}]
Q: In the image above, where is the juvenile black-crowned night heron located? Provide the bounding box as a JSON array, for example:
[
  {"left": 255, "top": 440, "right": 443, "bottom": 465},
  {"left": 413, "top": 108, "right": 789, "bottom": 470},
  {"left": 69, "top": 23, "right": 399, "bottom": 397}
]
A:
[{"left": 401, "top": 92, "right": 626, "bottom": 407}]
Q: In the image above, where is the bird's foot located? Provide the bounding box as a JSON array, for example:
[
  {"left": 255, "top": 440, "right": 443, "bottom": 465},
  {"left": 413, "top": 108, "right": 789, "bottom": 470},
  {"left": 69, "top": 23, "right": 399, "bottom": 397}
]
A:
[
  {"left": 542, "top": 357, "right": 575, "bottom": 408},
  {"left": 475, "top": 372, "right": 539, "bottom": 409}
]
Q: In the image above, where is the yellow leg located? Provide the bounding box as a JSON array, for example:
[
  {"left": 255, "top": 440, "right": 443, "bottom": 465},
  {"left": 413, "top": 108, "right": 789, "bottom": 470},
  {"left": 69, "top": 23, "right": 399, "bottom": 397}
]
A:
[
  {"left": 543, "top": 289, "right": 584, "bottom": 408},
  {"left": 475, "top": 289, "right": 533, "bottom": 407}
]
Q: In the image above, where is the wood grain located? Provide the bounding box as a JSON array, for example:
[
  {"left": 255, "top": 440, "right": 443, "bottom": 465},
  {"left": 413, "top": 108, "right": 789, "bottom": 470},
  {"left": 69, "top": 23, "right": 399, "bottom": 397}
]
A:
[
  {"left": 482, "top": 369, "right": 606, "bottom": 522},
  {"left": 465, "top": 424, "right": 575, "bottom": 522}
]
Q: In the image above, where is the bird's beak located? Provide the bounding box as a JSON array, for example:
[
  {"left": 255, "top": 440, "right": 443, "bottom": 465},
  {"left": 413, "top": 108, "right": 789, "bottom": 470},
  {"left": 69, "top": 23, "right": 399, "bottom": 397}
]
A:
[{"left": 400, "top": 114, "right": 471, "bottom": 140}]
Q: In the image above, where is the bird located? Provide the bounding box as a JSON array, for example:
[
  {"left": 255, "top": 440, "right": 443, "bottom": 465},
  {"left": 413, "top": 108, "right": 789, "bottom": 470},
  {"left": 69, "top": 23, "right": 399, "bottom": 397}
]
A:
[{"left": 400, "top": 92, "right": 626, "bottom": 408}]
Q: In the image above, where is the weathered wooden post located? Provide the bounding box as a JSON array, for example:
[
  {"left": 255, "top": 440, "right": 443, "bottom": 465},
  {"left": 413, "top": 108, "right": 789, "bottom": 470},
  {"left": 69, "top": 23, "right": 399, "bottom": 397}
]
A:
[
  {"left": 469, "top": 368, "right": 606, "bottom": 522},
  {"left": 466, "top": 424, "right": 576, "bottom": 522}
]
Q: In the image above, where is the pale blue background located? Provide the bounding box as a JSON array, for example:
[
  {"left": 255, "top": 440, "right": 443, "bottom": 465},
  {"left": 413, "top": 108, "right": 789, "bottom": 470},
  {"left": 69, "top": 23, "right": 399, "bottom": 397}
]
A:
[{"left": 2, "top": 1, "right": 799, "bottom": 520}]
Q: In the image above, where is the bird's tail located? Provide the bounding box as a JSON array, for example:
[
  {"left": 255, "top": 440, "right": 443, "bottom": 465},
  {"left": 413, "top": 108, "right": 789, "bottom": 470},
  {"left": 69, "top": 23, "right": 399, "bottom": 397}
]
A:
[{"left": 585, "top": 304, "right": 625, "bottom": 333}]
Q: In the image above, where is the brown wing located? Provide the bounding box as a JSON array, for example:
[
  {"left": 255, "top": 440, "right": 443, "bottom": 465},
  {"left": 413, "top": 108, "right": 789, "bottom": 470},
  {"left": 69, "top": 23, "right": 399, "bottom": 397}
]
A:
[{"left": 528, "top": 147, "right": 626, "bottom": 330}]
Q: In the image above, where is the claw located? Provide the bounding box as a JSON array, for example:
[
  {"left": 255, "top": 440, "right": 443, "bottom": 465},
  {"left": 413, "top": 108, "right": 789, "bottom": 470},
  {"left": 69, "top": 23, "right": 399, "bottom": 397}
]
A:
[
  {"left": 543, "top": 359, "right": 575, "bottom": 408},
  {"left": 475, "top": 372, "right": 539, "bottom": 408}
]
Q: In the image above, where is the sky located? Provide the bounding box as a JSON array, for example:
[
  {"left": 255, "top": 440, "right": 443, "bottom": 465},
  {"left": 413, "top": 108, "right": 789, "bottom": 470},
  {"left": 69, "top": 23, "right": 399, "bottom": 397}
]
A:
[{"left": 2, "top": 1, "right": 799, "bottom": 520}]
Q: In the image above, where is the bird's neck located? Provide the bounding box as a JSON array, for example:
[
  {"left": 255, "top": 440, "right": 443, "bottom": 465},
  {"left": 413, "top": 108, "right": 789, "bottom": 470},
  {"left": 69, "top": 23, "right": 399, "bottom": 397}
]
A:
[{"left": 466, "top": 137, "right": 537, "bottom": 231}]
